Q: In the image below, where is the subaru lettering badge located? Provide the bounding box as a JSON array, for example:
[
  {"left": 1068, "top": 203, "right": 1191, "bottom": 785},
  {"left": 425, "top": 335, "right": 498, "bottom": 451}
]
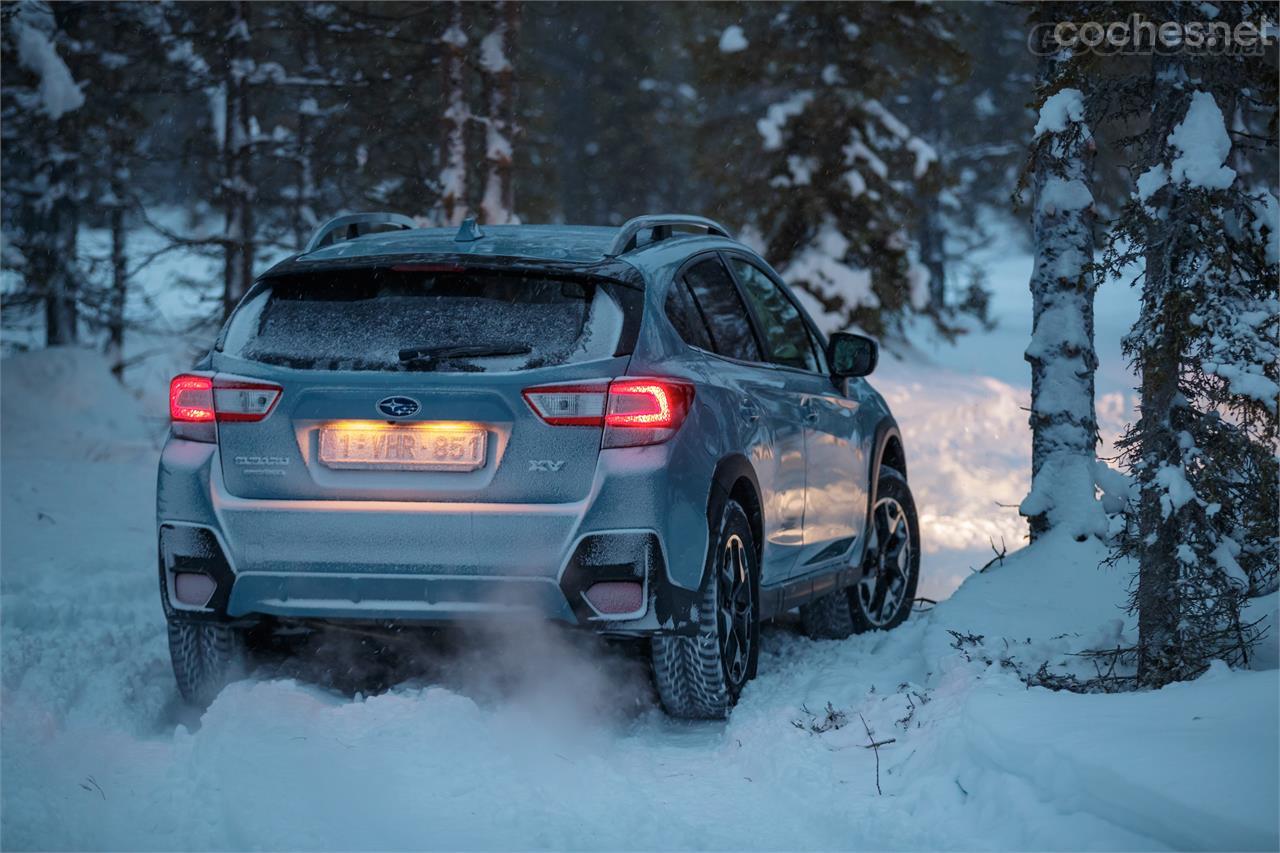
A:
[{"left": 377, "top": 396, "right": 420, "bottom": 418}]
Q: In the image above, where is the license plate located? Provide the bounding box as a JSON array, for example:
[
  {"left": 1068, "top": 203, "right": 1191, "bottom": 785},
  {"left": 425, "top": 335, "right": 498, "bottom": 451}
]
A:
[{"left": 318, "top": 424, "right": 487, "bottom": 471}]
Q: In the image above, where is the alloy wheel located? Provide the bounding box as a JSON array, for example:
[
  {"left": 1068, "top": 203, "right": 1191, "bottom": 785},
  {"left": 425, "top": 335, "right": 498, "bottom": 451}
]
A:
[
  {"left": 855, "top": 497, "right": 912, "bottom": 627},
  {"left": 717, "top": 533, "right": 753, "bottom": 685}
]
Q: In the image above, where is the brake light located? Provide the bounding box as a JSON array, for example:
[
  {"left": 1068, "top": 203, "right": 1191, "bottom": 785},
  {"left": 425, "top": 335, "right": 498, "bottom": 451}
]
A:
[
  {"left": 169, "top": 374, "right": 282, "bottom": 441},
  {"left": 605, "top": 380, "right": 679, "bottom": 428},
  {"left": 170, "top": 375, "right": 214, "bottom": 423},
  {"left": 522, "top": 377, "right": 693, "bottom": 448}
]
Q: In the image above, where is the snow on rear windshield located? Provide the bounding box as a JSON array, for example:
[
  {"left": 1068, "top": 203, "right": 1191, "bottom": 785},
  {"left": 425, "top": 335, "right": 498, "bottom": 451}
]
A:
[{"left": 221, "top": 272, "right": 623, "bottom": 372}]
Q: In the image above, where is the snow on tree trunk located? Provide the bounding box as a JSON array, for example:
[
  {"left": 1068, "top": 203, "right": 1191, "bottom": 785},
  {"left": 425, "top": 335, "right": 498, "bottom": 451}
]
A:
[
  {"left": 480, "top": 0, "right": 518, "bottom": 225},
  {"left": 220, "top": 0, "right": 254, "bottom": 319},
  {"left": 439, "top": 1, "right": 469, "bottom": 226},
  {"left": 1021, "top": 83, "right": 1104, "bottom": 542}
]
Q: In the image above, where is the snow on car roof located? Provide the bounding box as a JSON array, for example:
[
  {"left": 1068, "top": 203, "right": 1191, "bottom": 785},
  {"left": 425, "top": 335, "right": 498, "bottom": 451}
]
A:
[{"left": 299, "top": 224, "right": 620, "bottom": 264}]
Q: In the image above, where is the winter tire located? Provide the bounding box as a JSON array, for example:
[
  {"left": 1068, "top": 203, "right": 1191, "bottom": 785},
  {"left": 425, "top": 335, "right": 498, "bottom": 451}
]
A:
[
  {"left": 849, "top": 466, "right": 920, "bottom": 633},
  {"left": 801, "top": 585, "right": 856, "bottom": 639},
  {"left": 166, "top": 616, "right": 245, "bottom": 706},
  {"left": 651, "top": 499, "right": 760, "bottom": 719}
]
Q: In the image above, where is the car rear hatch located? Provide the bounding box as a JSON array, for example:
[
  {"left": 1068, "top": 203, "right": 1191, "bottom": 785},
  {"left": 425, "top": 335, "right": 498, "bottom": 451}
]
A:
[{"left": 211, "top": 265, "right": 640, "bottom": 504}]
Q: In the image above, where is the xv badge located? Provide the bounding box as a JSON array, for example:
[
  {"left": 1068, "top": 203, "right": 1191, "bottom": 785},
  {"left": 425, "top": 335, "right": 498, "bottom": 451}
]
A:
[{"left": 528, "top": 460, "right": 566, "bottom": 472}]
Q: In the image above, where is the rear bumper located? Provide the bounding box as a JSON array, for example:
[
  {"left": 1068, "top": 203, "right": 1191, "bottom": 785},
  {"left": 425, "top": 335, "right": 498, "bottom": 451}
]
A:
[
  {"left": 156, "top": 439, "right": 707, "bottom": 634},
  {"left": 227, "top": 573, "right": 576, "bottom": 622}
]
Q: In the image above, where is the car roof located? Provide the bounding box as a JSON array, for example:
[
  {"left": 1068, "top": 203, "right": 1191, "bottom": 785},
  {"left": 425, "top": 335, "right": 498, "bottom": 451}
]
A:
[
  {"left": 299, "top": 224, "right": 622, "bottom": 265},
  {"left": 260, "top": 216, "right": 754, "bottom": 284}
]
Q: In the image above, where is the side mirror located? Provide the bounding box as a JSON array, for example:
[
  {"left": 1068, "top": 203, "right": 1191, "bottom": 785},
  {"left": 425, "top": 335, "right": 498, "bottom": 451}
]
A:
[{"left": 828, "top": 332, "right": 878, "bottom": 379}]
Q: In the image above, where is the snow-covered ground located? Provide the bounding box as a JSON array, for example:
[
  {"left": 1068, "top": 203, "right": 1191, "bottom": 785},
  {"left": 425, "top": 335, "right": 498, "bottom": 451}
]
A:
[{"left": 2, "top": 244, "right": 1277, "bottom": 850}]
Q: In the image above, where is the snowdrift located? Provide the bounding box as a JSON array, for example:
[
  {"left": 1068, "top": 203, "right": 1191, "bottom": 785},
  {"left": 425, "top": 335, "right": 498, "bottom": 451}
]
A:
[{"left": 2, "top": 348, "right": 1276, "bottom": 851}]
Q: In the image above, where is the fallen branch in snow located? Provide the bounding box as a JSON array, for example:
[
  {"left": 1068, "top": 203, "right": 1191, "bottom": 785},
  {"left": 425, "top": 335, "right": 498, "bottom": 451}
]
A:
[
  {"left": 858, "top": 713, "right": 895, "bottom": 796},
  {"left": 973, "top": 537, "right": 1008, "bottom": 573},
  {"left": 793, "top": 702, "right": 848, "bottom": 734},
  {"left": 79, "top": 776, "right": 105, "bottom": 800}
]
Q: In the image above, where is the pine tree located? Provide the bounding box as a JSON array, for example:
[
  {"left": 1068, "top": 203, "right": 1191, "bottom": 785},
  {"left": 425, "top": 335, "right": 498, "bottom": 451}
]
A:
[
  {"left": 1, "top": 1, "right": 87, "bottom": 346},
  {"left": 1100, "top": 3, "right": 1279, "bottom": 685},
  {"left": 694, "top": 2, "right": 970, "bottom": 340}
]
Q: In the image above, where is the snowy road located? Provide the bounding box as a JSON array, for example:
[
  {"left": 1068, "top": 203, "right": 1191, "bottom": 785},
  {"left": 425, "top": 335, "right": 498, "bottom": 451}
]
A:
[{"left": 3, "top": 348, "right": 1276, "bottom": 851}]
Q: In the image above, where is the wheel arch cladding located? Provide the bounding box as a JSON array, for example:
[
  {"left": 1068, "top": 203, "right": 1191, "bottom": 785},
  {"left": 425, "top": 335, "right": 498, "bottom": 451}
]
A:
[
  {"left": 880, "top": 431, "right": 907, "bottom": 480},
  {"left": 707, "top": 454, "right": 763, "bottom": 563},
  {"left": 867, "top": 417, "right": 907, "bottom": 529}
]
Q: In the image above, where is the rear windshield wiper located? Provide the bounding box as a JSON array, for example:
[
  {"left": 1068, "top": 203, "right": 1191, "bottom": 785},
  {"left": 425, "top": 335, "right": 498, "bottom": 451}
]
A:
[{"left": 398, "top": 343, "right": 532, "bottom": 367}]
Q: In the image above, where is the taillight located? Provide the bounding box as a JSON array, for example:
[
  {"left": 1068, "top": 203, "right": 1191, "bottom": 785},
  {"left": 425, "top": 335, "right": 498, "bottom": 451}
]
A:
[
  {"left": 169, "top": 373, "right": 282, "bottom": 441},
  {"left": 169, "top": 375, "right": 215, "bottom": 423},
  {"left": 212, "top": 380, "right": 282, "bottom": 422},
  {"left": 522, "top": 377, "right": 693, "bottom": 448},
  {"left": 521, "top": 384, "right": 608, "bottom": 426}
]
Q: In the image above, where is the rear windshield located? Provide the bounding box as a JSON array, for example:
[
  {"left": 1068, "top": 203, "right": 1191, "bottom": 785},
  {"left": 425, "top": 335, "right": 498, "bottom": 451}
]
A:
[{"left": 219, "top": 271, "right": 625, "bottom": 372}]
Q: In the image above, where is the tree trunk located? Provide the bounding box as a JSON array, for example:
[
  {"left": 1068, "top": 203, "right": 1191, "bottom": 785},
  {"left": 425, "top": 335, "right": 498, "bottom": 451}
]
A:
[
  {"left": 106, "top": 176, "right": 127, "bottom": 382},
  {"left": 1021, "top": 69, "right": 1102, "bottom": 542},
  {"left": 293, "top": 30, "right": 320, "bottom": 250},
  {"left": 1134, "top": 53, "right": 1188, "bottom": 687},
  {"left": 42, "top": 158, "right": 79, "bottom": 347},
  {"left": 222, "top": 0, "right": 254, "bottom": 319},
  {"left": 439, "top": 0, "right": 469, "bottom": 226},
  {"left": 919, "top": 199, "right": 946, "bottom": 311},
  {"left": 481, "top": 0, "right": 518, "bottom": 224}
]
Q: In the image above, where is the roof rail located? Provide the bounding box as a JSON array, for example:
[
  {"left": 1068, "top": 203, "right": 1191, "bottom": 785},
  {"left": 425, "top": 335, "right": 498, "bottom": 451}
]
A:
[
  {"left": 605, "top": 214, "right": 733, "bottom": 257},
  {"left": 303, "top": 212, "right": 416, "bottom": 253}
]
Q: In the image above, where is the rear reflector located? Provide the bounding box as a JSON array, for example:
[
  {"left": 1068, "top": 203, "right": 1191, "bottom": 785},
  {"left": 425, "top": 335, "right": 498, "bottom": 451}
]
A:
[
  {"left": 174, "top": 572, "right": 217, "bottom": 607},
  {"left": 522, "top": 377, "right": 692, "bottom": 448},
  {"left": 583, "top": 581, "right": 644, "bottom": 616}
]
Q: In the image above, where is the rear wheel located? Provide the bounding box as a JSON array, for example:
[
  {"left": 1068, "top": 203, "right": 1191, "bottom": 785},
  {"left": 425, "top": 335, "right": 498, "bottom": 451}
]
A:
[
  {"left": 651, "top": 499, "right": 759, "bottom": 719},
  {"left": 849, "top": 467, "right": 920, "bottom": 633},
  {"left": 800, "top": 586, "right": 855, "bottom": 639},
  {"left": 166, "top": 616, "right": 245, "bottom": 706}
]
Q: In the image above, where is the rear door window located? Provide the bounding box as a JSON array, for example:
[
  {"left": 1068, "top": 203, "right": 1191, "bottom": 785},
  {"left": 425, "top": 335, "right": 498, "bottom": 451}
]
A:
[
  {"left": 220, "top": 271, "right": 625, "bottom": 372},
  {"left": 728, "top": 258, "right": 819, "bottom": 372},
  {"left": 681, "top": 257, "right": 761, "bottom": 362},
  {"left": 664, "top": 278, "right": 714, "bottom": 351}
]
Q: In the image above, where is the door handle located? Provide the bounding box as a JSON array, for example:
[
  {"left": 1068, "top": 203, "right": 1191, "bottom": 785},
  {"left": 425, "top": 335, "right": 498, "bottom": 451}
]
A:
[
  {"left": 802, "top": 400, "right": 820, "bottom": 425},
  {"left": 739, "top": 398, "right": 760, "bottom": 423}
]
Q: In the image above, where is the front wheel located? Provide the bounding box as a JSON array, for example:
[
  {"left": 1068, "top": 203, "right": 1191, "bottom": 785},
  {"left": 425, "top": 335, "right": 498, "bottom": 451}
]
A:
[
  {"left": 849, "top": 466, "right": 920, "bottom": 633},
  {"left": 650, "top": 499, "right": 760, "bottom": 719}
]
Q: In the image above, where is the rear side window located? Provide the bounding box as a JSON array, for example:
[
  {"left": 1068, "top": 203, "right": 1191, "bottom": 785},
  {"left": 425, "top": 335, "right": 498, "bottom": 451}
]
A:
[
  {"left": 682, "top": 258, "right": 761, "bottom": 362},
  {"left": 729, "top": 258, "right": 819, "bottom": 371},
  {"left": 220, "top": 271, "right": 625, "bottom": 372},
  {"left": 664, "top": 278, "right": 714, "bottom": 351}
]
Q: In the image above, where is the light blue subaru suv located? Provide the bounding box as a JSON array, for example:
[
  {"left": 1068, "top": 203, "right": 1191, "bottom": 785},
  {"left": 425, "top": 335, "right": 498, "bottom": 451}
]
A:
[{"left": 159, "top": 213, "right": 919, "bottom": 718}]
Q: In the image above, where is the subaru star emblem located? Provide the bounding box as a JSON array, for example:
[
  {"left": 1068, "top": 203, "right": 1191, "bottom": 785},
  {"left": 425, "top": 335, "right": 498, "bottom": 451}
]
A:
[{"left": 377, "top": 396, "right": 420, "bottom": 418}]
